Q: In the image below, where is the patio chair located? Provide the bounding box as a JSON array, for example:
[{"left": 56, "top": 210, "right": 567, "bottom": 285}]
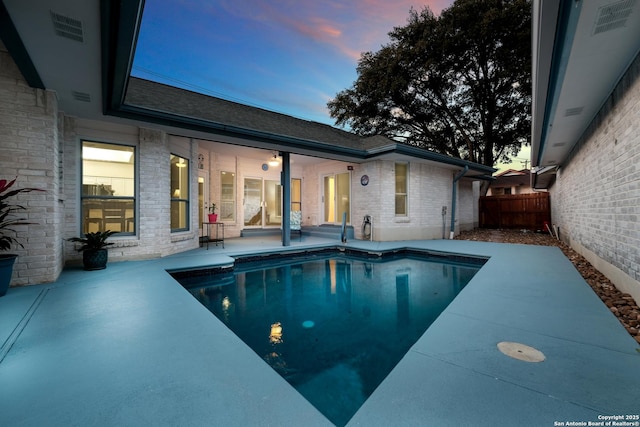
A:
[{"left": 291, "top": 210, "right": 302, "bottom": 241}]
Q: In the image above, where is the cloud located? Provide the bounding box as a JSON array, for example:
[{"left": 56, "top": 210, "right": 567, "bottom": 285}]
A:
[
  {"left": 292, "top": 17, "right": 342, "bottom": 41},
  {"left": 201, "top": 0, "right": 447, "bottom": 62}
]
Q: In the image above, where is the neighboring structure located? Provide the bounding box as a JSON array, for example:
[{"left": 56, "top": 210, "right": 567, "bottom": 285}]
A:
[
  {"left": 486, "top": 169, "right": 535, "bottom": 196},
  {"left": 0, "top": 1, "right": 494, "bottom": 288},
  {"left": 531, "top": 0, "right": 640, "bottom": 303}
]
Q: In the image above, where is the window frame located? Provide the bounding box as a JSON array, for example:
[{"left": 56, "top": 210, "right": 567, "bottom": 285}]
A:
[
  {"left": 291, "top": 178, "right": 302, "bottom": 212},
  {"left": 220, "top": 171, "right": 236, "bottom": 222},
  {"left": 395, "top": 162, "right": 408, "bottom": 216},
  {"left": 170, "top": 154, "right": 190, "bottom": 232},
  {"left": 80, "top": 140, "right": 136, "bottom": 235}
]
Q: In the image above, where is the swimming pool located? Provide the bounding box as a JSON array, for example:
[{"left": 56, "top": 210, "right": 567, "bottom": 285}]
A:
[{"left": 177, "top": 250, "right": 484, "bottom": 426}]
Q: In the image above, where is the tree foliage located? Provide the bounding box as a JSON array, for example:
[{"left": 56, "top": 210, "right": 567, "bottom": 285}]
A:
[{"left": 328, "top": 0, "right": 531, "bottom": 168}]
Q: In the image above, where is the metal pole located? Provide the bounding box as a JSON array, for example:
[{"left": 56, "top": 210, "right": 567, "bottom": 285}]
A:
[{"left": 281, "top": 152, "right": 291, "bottom": 246}]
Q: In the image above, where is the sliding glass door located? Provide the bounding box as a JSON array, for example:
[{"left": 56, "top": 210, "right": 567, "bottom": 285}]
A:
[{"left": 244, "top": 178, "right": 281, "bottom": 227}]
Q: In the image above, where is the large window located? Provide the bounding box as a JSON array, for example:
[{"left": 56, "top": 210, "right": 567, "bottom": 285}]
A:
[
  {"left": 171, "top": 154, "right": 189, "bottom": 231},
  {"left": 395, "top": 163, "right": 408, "bottom": 216},
  {"left": 81, "top": 141, "right": 135, "bottom": 234}
]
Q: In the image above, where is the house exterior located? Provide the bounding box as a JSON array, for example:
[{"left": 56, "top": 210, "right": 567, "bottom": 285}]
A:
[
  {"left": 531, "top": 0, "right": 640, "bottom": 303},
  {"left": 486, "top": 169, "right": 535, "bottom": 196},
  {"left": 0, "top": 1, "right": 494, "bottom": 288}
]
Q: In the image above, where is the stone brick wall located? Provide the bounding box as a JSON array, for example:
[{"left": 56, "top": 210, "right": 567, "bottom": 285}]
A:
[
  {"left": 351, "top": 160, "right": 474, "bottom": 241},
  {"left": 550, "top": 53, "right": 640, "bottom": 302},
  {"left": 1, "top": 41, "right": 61, "bottom": 286},
  {"left": 63, "top": 125, "right": 201, "bottom": 266}
]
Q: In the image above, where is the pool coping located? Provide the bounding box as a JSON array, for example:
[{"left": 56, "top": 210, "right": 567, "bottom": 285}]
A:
[{"left": 1, "top": 238, "right": 639, "bottom": 426}]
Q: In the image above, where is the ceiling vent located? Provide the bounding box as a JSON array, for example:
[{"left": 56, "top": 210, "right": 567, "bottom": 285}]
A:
[
  {"left": 593, "top": 0, "right": 636, "bottom": 35},
  {"left": 72, "top": 91, "right": 91, "bottom": 103},
  {"left": 564, "top": 107, "right": 584, "bottom": 117},
  {"left": 50, "top": 11, "right": 84, "bottom": 42}
]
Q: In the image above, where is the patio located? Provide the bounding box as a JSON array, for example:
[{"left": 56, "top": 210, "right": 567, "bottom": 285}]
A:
[{"left": 1, "top": 236, "right": 639, "bottom": 426}]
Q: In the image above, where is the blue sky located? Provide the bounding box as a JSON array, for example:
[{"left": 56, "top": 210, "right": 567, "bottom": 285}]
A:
[{"left": 132, "top": 0, "right": 453, "bottom": 126}]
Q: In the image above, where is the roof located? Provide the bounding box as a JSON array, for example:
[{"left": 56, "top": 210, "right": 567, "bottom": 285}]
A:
[
  {"left": 495, "top": 169, "right": 529, "bottom": 177},
  {"left": 124, "top": 77, "right": 365, "bottom": 151},
  {"left": 490, "top": 169, "right": 531, "bottom": 189},
  {"left": 123, "top": 77, "right": 496, "bottom": 178}
]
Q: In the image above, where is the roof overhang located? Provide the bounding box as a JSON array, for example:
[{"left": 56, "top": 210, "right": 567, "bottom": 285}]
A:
[
  {"left": 530, "top": 165, "right": 557, "bottom": 190},
  {"left": 531, "top": 0, "right": 640, "bottom": 188}
]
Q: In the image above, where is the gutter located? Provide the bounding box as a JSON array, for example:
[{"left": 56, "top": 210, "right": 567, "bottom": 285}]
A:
[
  {"left": 450, "top": 166, "right": 469, "bottom": 239},
  {"left": 367, "top": 143, "right": 495, "bottom": 176}
]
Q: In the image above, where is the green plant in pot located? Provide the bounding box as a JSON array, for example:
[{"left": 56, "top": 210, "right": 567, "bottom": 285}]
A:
[
  {"left": 207, "top": 203, "right": 218, "bottom": 223},
  {"left": 0, "top": 178, "right": 44, "bottom": 297},
  {"left": 68, "top": 230, "right": 116, "bottom": 271}
]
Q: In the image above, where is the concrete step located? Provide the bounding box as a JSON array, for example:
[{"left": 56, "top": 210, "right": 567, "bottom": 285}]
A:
[{"left": 240, "top": 225, "right": 355, "bottom": 240}]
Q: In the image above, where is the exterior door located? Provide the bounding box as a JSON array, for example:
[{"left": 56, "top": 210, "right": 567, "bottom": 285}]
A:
[
  {"left": 198, "top": 172, "right": 208, "bottom": 232},
  {"left": 323, "top": 172, "right": 350, "bottom": 224}
]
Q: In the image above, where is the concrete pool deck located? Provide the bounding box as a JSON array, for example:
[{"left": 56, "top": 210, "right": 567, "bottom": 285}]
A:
[{"left": 1, "top": 237, "right": 639, "bottom": 426}]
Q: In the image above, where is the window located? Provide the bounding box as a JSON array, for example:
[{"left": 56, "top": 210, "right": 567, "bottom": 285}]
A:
[
  {"left": 291, "top": 178, "right": 301, "bottom": 211},
  {"left": 395, "top": 163, "right": 408, "bottom": 216},
  {"left": 220, "top": 171, "right": 235, "bottom": 221},
  {"left": 171, "top": 154, "right": 189, "bottom": 231},
  {"left": 81, "top": 141, "right": 135, "bottom": 234}
]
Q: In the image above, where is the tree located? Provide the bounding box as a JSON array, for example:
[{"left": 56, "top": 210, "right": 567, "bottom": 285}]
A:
[{"left": 328, "top": 0, "right": 531, "bottom": 168}]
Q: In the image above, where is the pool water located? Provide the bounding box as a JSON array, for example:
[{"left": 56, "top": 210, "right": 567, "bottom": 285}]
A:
[{"left": 179, "top": 253, "right": 481, "bottom": 426}]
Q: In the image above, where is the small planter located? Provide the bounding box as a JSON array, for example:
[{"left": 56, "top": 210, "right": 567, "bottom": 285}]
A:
[
  {"left": 0, "top": 254, "right": 18, "bottom": 296},
  {"left": 83, "top": 249, "right": 109, "bottom": 271},
  {"left": 68, "top": 230, "right": 115, "bottom": 271},
  {"left": 208, "top": 213, "right": 218, "bottom": 223}
]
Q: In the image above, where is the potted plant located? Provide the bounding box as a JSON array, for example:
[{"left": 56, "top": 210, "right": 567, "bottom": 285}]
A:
[
  {"left": 0, "top": 178, "right": 44, "bottom": 296},
  {"left": 68, "top": 230, "right": 116, "bottom": 270},
  {"left": 207, "top": 203, "right": 218, "bottom": 223}
]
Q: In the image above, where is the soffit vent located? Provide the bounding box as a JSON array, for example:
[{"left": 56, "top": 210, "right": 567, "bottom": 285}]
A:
[
  {"left": 593, "top": 0, "right": 636, "bottom": 35},
  {"left": 565, "top": 107, "right": 584, "bottom": 117},
  {"left": 50, "top": 10, "right": 84, "bottom": 42},
  {"left": 72, "top": 91, "right": 91, "bottom": 103},
  {"left": 552, "top": 142, "right": 567, "bottom": 147}
]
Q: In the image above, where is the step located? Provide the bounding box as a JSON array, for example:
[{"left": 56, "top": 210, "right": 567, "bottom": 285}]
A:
[{"left": 240, "top": 225, "right": 355, "bottom": 240}]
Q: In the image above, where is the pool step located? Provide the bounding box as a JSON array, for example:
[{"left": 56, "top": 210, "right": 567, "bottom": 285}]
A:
[{"left": 240, "top": 225, "right": 354, "bottom": 240}]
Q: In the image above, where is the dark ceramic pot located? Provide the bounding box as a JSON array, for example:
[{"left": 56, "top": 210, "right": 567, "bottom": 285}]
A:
[
  {"left": 0, "top": 254, "right": 18, "bottom": 296},
  {"left": 83, "top": 249, "right": 108, "bottom": 270}
]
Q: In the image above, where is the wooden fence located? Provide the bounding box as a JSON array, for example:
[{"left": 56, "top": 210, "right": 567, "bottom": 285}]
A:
[{"left": 479, "top": 193, "right": 550, "bottom": 230}]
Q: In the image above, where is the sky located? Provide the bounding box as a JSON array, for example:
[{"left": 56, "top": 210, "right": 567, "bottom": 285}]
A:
[
  {"left": 132, "top": 0, "right": 452, "bottom": 125},
  {"left": 132, "top": 0, "right": 526, "bottom": 172}
]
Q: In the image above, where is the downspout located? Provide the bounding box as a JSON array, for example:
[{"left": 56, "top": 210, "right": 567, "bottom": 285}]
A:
[{"left": 449, "top": 166, "right": 469, "bottom": 239}]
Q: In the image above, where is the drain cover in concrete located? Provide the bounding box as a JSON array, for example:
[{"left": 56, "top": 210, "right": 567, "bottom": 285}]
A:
[{"left": 497, "top": 341, "right": 546, "bottom": 362}]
